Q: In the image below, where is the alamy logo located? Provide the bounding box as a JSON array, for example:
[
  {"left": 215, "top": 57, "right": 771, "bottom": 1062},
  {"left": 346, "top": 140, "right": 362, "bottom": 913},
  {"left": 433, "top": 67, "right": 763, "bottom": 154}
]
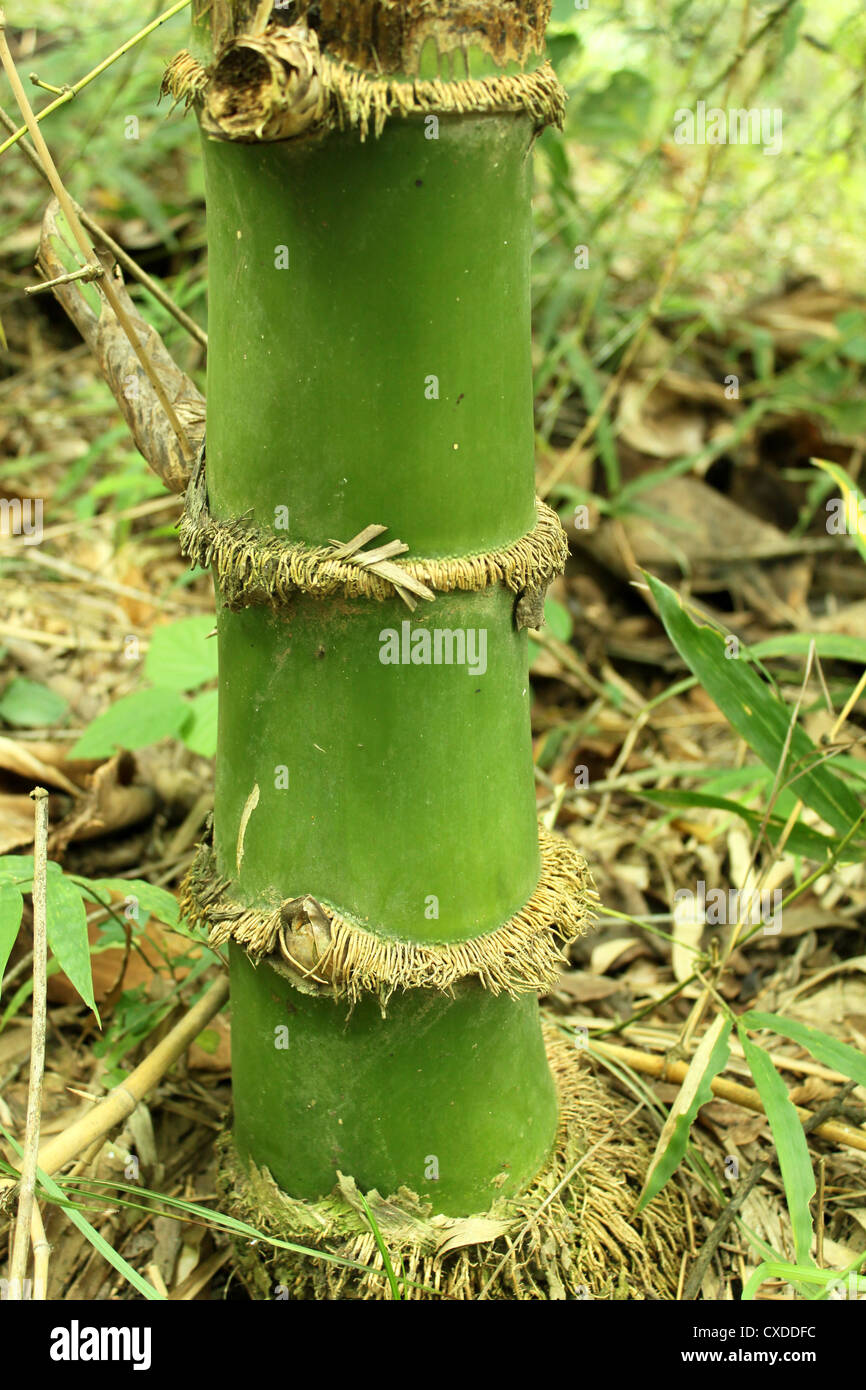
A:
[
  {"left": 50, "top": 1320, "right": 151, "bottom": 1371},
  {"left": 674, "top": 879, "right": 782, "bottom": 935},
  {"left": 673, "top": 101, "right": 783, "bottom": 156},
  {"left": 379, "top": 621, "right": 487, "bottom": 676},
  {"left": 0, "top": 497, "right": 43, "bottom": 543}
]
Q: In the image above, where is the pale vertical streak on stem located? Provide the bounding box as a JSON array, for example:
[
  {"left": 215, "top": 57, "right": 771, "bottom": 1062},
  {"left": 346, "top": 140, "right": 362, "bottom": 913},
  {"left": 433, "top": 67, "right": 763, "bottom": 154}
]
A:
[
  {"left": 0, "top": 14, "right": 193, "bottom": 462},
  {"left": 540, "top": 0, "right": 754, "bottom": 501},
  {"left": 7, "top": 787, "right": 50, "bottom": 1300}
]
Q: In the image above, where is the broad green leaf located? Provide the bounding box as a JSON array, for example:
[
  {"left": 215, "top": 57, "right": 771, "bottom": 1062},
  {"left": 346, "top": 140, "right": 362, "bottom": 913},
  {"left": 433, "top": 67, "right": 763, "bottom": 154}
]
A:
[
  {"left": 742, "top": 1011, "right": 866, "bottom": 1090},
  {"left": 144, "top": 615, "right": 218, "bottom": 691},
  {"left": 75, "top": 877, "right": 179, "bottom": 930},
  {"left": 738, "top": 1024, "right": 816, "bottom": 1268},
  {"left": 544, "top": 597, "right": 573, "bottom": 643},
  {"left": 0, "top": 678, "right": 68, "bottom": 728},
  {"left": 46, "top": 873, "right": 95, "bottom": 1014},
  {"left": 636, "top": 1014, "right": 731, "bottom": 1211},
  {"left": 836, "top": 312, "right": 866, "bottom": 365},
  {"left": 529, "top": 597, "right": 574, "bottom": 667},
  {"left": 71, "top": 687, "right": 190, "bottom": 758},
  {"left": 646, "top": 573, "right": 864, "bottom": 838},
  {"left": 0, "top": 855, "right": 62, "bottom": 885},
  {"left": 181, "top": 687, "right": 219, "bottom": 757},
  {"left": 0, "top": 880, "right": 24, "bottom": 989},
  {"left": 637, "top": 789, "right": 841, "bottom": 861}
]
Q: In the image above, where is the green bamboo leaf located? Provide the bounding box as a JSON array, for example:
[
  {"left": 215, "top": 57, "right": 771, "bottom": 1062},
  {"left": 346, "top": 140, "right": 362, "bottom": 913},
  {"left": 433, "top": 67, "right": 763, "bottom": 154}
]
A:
[
  {"left": 637, "top": 789, "right": 839, "bottom": 861},
  {"left": 741, "top": 1011, "right": 866, "bottom": 1090},
  {"left": 71, "top": 686, "right": 190, "bottom": 757},
  {"left": 636, "top": 1014, "right": 732, "bottom": 1211},
  {"left": 46, "top": 873, "right": 96, "bottom": 1014},
  {"left": 75, "top": 877, "right": 180, "bottom": 930},
  {"left": 0, "top": 880, "right": 24, "bottom": 989},
  {"left": 749, "top": 634, "right": 866, "bottom": 664},
  {"left": 738, "top": 1024, "right": 816, "bottom": 1268},
  {"left": 0, "top": 678, "right": 68, "bottom": 729},
  {"left": 812, "top": 457, "right": 866, "bottom": 564},
  {"left": 144, "top": 615, "right": 218, "bottom": 692},
  {"left": 646, "top": 573, "right": 864, "bottom": 838},
  {"left": 0, "top": 856, "right": 62, "bottom": 886}
]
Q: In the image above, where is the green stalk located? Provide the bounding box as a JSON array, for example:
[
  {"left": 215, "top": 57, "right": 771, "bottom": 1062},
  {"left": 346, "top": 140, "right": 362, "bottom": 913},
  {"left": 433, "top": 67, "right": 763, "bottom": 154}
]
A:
[{"left": 191, "top": 0, "right": 576, "bottom": 1224}]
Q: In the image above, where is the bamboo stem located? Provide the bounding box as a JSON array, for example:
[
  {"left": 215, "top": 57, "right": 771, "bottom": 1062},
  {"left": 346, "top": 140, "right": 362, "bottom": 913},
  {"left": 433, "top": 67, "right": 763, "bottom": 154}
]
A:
[
  {"left": 7, "top": 788, "right": 49, "bottom": 1300},
  {"left": 30, "top": 1201, "right": 50, "bottom": 1300}
]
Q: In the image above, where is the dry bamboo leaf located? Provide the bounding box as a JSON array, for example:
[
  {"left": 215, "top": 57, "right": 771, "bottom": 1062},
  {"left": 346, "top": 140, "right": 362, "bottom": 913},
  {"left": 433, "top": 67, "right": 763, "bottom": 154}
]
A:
[
  {"left": 0, "top": 736, "right": 82, "bottom": 796},
  {"left": 434, "top": 1216, "right": 510, "bottom": 1257},
  {"left": 672, "top": 887, "right": 703, "bottom": 983},
  {"left": 0, "top": 793, "right": 41, "bottom": 853},
  {"left": 36, "top": 199, "right": 204, "bottom": 495},
  {"left": 616, "top": 380, "right": 707, "bottom": 459},
  {"left": 49, "top": 752, "right": 157, "bottom": 853}
]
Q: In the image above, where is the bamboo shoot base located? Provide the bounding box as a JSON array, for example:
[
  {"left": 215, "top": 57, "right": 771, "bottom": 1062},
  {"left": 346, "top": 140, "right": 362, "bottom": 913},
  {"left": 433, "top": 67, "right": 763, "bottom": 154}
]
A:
[{"left": 216, "top": 1029, "right": 688, "bottom": 1300}]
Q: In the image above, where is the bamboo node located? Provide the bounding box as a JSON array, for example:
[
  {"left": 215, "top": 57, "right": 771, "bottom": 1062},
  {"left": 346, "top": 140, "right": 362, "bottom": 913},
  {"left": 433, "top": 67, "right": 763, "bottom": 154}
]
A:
[
  {"left": 178, "top": 447, "right": 569, "bottom": 611},
  {"left": 162, "top": 24, "right": 567, "bottom": 143},
  {"left": 215, "top": 1027, "right": 688, "bottom": 1300},
  {"left": 180, "top": 823, "right": 598, "bottom": 1005}
]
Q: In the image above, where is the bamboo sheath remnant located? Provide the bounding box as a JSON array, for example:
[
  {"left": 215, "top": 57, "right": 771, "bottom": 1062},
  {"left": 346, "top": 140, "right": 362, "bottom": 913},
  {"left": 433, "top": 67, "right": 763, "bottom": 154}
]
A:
[
  {"left": 182, "top": 822, "right": 597, "bottom": 1005},
  {"left": 162, "top": 26, "right": 566, "bottom": 143},
  {"left": 179, "top": 447, "right": 570, "bottom": 615},
  {"left": 217, "top": 1028, "right": 685, "bottom": 1300}
]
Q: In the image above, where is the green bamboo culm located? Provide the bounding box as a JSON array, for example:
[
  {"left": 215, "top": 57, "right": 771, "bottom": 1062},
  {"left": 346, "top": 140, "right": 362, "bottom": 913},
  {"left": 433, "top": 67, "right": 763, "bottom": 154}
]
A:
[{"left": 171, "top": 0, "right": 686, "bottom": 1299}]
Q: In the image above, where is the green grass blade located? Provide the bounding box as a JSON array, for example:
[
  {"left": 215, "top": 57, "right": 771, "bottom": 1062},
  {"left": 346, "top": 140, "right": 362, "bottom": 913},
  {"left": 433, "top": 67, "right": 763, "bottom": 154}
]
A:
[
  {"left": 741, "top": 1011, "right": 866, "bottom": 1090},
  {"left": 646, "top": 573, "right": 864, "bottom": 839},
  {"left": 812, "top": 457, "right": 866, "bottom": 564},
  {"left": 0, "top": 1127, "right": 163, "bottom": 1300},
  {"left": 737, "top": 1024, "right": 816, "bottom": 1269},
  {"left": 637, "top": 789, "right": 840, "bottom": 860},
  {"left": 358, "top": 1190, "right": 403, "bottom": 1300},
  {"left": 637, "top": 1014, "right": 732, "bottom": 1211}
]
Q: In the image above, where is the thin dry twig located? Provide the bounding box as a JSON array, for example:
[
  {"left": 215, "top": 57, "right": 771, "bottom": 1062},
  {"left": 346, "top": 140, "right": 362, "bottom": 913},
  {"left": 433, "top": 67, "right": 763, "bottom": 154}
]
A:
[
  {"left": 31, "top": 974, "right": 229, "bottom": 1177},
  {"left": 540, "top": 0, "right": 754, "bottom": 500},
  {"left": 0, "top": 13, "right": 194, "bottom": 464},
  {"left": 0, "top": 104, "right": 208, "bottom": 349},
  {"left": 590, "top": 1040, "right": 866, "bottom": 1154},
  {"left": 0, "top": 0, "right": 191, "bottom": 158}
]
